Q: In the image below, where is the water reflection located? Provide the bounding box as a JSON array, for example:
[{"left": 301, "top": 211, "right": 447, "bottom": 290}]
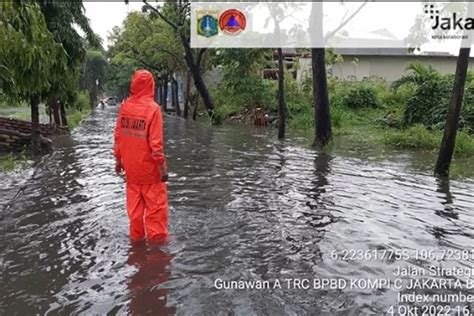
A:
[
  {"left": 435, "top": 178, "right": 457, "bottom": 218},
  {"left": 127, "top": 240, "right": 175, "bottom": 315}
]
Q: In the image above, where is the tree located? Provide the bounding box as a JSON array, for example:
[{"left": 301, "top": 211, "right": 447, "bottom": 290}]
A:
[
  {"left": 1, "top": 1, "right": 98, "bottom": 151},
  {"left": 266, "top": 3, "right": 290, "bottom": 139},
  {"left": 80, "top": 50, "right": 108, "bottom": 109},
  {"left": 38, "top": 0, "right": 101, "bottom": 124},
  {"left": 435, "top": 49, "right": 471, "bottom": 176},
  {"left": 433, "top": 3, "right": 473, "bottom": 176},
  {"left": 402, "top": 2, "right": 473, "bottom": 175},
  {"left": 0, "top": 1, "right": 66, "bottom": 151},
  {"left": 140, "top": 0, "right": 217, "bottom": 122},
  {"left": 106, "top": 54, "right": 138, "bottom": 101},
  {"left": 277, "top": 48, "right": 286, "bottom": 139},
  {"left": 109, "top": 11, "right": 185, "bottom": 112},
  {"left": 310, "top": 3, "right": 331, "bottom": 147},
  {"left": 310, "top": 2, "right": 367, "bottom": 147}
]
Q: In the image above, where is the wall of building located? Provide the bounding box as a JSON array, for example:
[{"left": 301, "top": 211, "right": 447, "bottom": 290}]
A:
[{"left": 297, "top": 55, "right": 474, "bottom": 82}]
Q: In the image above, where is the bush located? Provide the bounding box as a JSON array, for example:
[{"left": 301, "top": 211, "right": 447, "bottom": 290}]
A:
[
  {"left": 74, "top": 90, "right": 91, "bottom": 111},
  {"left": 380, "top": 84, "right": 415, "bottom": 108},
  {"left": 403, "top": 74, "right": 452, "bottom": 127},
  {"left": 330, "top": 106, "right": 342, "bottom": 128},
  {"left": 382, "top": 124, "right": 440, "bottom": 150},
  {"left": 63, "top": 90, "right": 91, "bottom": 129},
  {"left": 288, "top": 104, "right": 313, "bottom": 131},
  {"left": 213, "top": 75, "right": 277, "bottom": 120},
  {"left": 0, "top": 152, "right": 28, "bottom": 172},
  {"left": 455, "top": 129, "right": 474, "bottom": 156},
  {"left": 461, "top": 83, "right": 474, "bottom": 133},
  {"left": 382, "top": 125, "right": 474, "bottom": 155},
  {"left": 396, "top": 64, "right": 474, "bottom": 132},
  {"left": 67, "top": 108, "right": 90, "bottom": 129},
  {"left": 341, "top": 84, "right": 380, "bottom": 109}
]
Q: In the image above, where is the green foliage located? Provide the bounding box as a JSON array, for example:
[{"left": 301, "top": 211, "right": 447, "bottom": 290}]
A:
[
  {"left": 461, "top": 83, "right": 474, "bottom": 133},
  {"left": 342, "top": 84, "right": 380, "bottom": 109},
  {"left": 0, "top": 154, "right": 17, "bottom": 172},
  {"left": 331, "top": 105, "right": 350, "bottom": 128},
  {"left": 214, "top": 77, "right": 277, "bottom": 119},
  {"left": 380, "top": 84, "right": 415, "bottom": 109},
  {"left": 382, "top": 125, "right": 474, "bottom": 156},
  {"left": 0, "top": 151, "right": 28, "bottom": 172},
  {"left": 382, "top": 124, "right": 441, "bottom": 150},
  {"left": 455, "top": 129, "right": 474, "bottom": 156},
  {"left": 67, "top": 91, "right": 91, "bottom": 129},
  {"left": 106, "top": 54, "right": 137, "bottom": 100},
  {"left": 394, "top": 62, "right": 474, "bottom": 132},
  {"left": 213, "top": 49, "right": 276, "bottom": 120},
  {"left": 403, "top": 74, "right": 452, "bottom": 127},
  {"left": 74, "top": 90, "right": 91, "bottom": 111},
  {"left": 285, "top": 72, "right": 319, "bottom": 130},
  {"left": 78, "top": 49, "right": 108, "bottom": 106},
  {"left": 1, "top": 0, "right": 100, "bottom": 131},
  {"left": 0, "top": 1, "right": 65, "bottom": 99},
  {"left": 67, "top": 108, "right": 90, "bottom": 129},
  {"left": 109, "top": 11, "right": 184, "bottom": 76}
]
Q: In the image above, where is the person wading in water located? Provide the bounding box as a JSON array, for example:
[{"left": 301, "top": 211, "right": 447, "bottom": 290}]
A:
[{"left": 114, "top": 69, "right": 169, "bottom": 241}]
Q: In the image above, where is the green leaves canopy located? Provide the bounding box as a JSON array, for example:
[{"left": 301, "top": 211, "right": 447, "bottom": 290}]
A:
[{"left": 0, "top": 1, "right": 66, "bottom": 100}]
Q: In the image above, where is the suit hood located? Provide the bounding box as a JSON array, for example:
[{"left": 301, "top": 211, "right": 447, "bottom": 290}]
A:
[{"left": 129, "top": 69, "right": 155, "bottom": 100}]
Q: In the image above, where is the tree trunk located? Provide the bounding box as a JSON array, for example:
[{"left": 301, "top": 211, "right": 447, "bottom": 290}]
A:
[
  {"left": 90, "top": 84, "right": 97, "bottom": 111},
  {"left": 277, "top": 48, "right": 286, "bottom": 139},
  {"left": 156, "top": 83, "right": 162, "bottom": 105},
  {"left": 180, "top": 36, "right": 216, "bottom": 122},
  {"left": 193, "top": 97, "right": 198, "bottom": 121},
  {"left": 171, "top": 80, "right": 176, "bottom": 113},
  {"left": 183, "top": 72, "right": 191, "bottom": 119},
  {"left": 172, "top": 78, "right": 181, "bottom": 116},
  {"left": 60, "top": 101, "right": 68, "bottom": 127},
  {"left": 435, "top": 47, "right": 471, "bottom": 176},
  {"left": 162, "top": 84, "right": 166, "bottom": 107},
  {"left": 51, "top": 98, "right": 61, "bottom": 126},
  {"left": 311, "top": 48, "right": 332, "bottom": 147},
  {"left": 157, "top": 82, "right": 163, "bottom": 106},
  {"left": 48, "top": 99, "right": 52, "bottom": 124},
  {"left": 30, "top": 95, "right": 41, "bottom": 153},
  {"left": 163, "top": 79, "right": 169, "bottom": 112}
]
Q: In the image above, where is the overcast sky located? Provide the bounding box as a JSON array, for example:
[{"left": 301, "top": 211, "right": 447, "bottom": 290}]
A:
[
  {"left": 83, "top": 2, "right": 143, "bottom": 48},
  {"left": 83, "top": 2, "right": 458, "bottom": 54}
]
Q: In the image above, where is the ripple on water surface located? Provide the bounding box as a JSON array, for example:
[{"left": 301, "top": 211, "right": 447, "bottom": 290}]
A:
[{"left": 0, "top": 108, "right": 473, "bottom": 315}]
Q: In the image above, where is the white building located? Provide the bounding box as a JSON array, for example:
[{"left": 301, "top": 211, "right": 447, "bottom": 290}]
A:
[{"left": 298, "top": 48, "right": 474, "bottom": 83}]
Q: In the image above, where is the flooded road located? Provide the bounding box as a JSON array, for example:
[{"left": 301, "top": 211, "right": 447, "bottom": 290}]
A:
[{"left": 1, "top": 107, "right": 474, "bottom": 315}]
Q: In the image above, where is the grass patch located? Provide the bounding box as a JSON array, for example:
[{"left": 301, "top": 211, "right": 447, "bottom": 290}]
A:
[
  {"left": 288, "top": 104, "right": 474, "bottom": 158},
  {"left": 454, "top": 130, "right": 474, "bottom": 156},
  {"left": 67, "top": 108, "right": 91, "bottom": 129},
  {"left": 0, "top": 152, "right": 28, "bottom": 172},
  {"left": 382, "top": 125, "right": 474, "bottom": 156},
  {"left": 382, "top": 125, "right": 440, "bottom": 151}
]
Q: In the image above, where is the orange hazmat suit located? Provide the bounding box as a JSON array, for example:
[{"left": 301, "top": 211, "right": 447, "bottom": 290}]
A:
[{"left": 114, "top": 70, "right": 168, "bottom": 240}]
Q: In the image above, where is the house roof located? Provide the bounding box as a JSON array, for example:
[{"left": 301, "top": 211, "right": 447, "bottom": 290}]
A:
[
  {"left": 283, "top": 48, "right": 471, "bottom": 58},
  {"left": 333, "top": 48, "right": 461, "bottom": 58}
]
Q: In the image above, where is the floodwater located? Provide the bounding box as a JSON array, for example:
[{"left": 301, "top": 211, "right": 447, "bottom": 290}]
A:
[{"left": 1, "top": 107, "right": 473, "bottom": 315}]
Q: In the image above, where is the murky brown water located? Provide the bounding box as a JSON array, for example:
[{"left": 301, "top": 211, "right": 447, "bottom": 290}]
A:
[{"left": 1, "top": 108, "right": 473, "bottom": 315}]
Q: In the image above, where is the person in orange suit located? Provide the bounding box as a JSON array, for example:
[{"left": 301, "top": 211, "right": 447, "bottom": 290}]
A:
[{"left": 114, "top": 69, "right": 169, "bottom": 241}]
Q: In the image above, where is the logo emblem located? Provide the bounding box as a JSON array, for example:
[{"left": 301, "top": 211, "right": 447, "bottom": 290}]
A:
[
  {"left": 219, "top": 9, "right": 246, "bottom": 35},
  {"left": 197, "top": 10, "right": 219, "bottom": 38}
]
